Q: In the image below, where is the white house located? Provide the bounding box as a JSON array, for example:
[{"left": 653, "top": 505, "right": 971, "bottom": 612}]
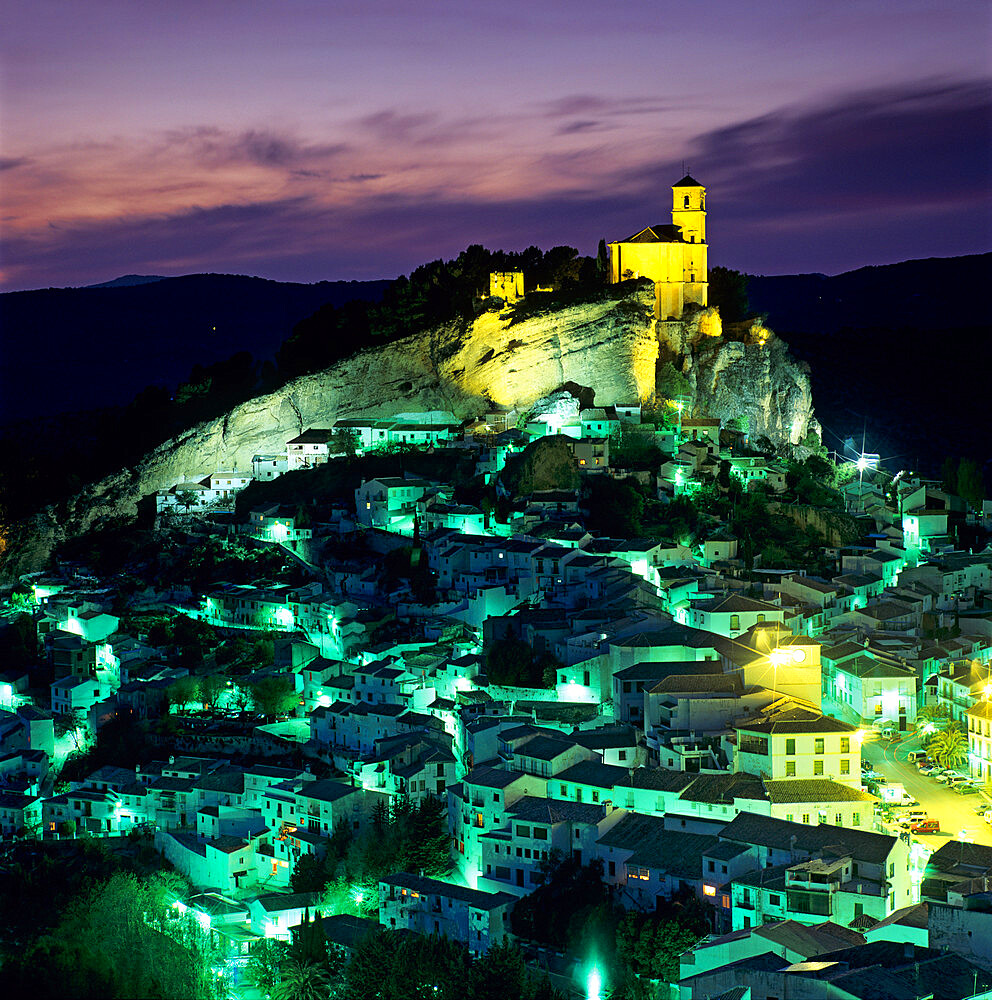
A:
[{"left": 286, "top": 429, "right": 336, "bottom": 471}]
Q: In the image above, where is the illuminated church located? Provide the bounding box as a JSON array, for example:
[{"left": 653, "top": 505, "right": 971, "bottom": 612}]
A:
[{"left": 608, "top": 174, "right": 708, "bottom": 319}]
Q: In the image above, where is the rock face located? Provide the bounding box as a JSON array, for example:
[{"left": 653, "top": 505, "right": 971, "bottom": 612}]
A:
[
  {"left": 687, "top": 335, "right": 818, "bottom": 447},
  {"left": 1, "top": 283, "right": 818, "bottom": 581}
]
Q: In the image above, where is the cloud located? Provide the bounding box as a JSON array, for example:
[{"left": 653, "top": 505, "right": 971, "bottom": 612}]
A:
[
  {"left": 539, "top": 94, "right": 673, "bottom": 118},
  {"left": 617, "top": 77, "right": 992, "bottom": 272},
  {"left": 556, "top": 120, "right": 605, "bottom": 135},
  {"left": 0, "top": 157, "right": 31, "bottom": 172},
  {"left": 163, "top": 126, "right": 348, "bottom": 169},
  {"left": 2, "top": 78, "right": 988, "bottom": 289}
]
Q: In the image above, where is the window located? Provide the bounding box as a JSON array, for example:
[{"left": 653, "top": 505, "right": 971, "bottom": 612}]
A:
[
  {"left": 802, "top": 813, "right": 810, "bottom": 824},
  {"left": 840, "top": 759, "right": 850, "bottom": 775},
  {"left": 814, "top": 738, "right": 824, "bottom": 755},
  {"left": 785, "top": 738, "right": 796, "bottom": 756},
  {"left": 533, "top": 827, "right": 547, "bottom": 840},
  {"left": 730, "top": 615, "right": 740, "bottom": 631},
  {"left": 814, "top": 760, "right": 824, "bottom": 776},
  {"left": 515, "top": 825, "right": 530, "bottom": 838},
  {"left": 840, "top": 737, "right": 850, "bottom": 753},
  {"left": 560, "top": 785, "right": 567, "bottom": 796},
  {"left": 853, "top": 812, "right": 860, "bottom": 826},
  {"left": 889, "top": 862, "right": 895, "bottom": 878},
  {"left": 708, "top": 860, "right": 715, "bottom": 872},
  {"left": 769, "top": 894, "right": 781, "bottom": 906},
  {"left": 785, "top": 761, "right": 796, "bottom": 777}
]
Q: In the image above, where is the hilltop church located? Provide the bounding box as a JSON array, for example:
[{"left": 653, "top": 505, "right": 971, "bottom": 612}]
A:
[{"left": 608, "top": 174, "right": 708, "bottom": 320}]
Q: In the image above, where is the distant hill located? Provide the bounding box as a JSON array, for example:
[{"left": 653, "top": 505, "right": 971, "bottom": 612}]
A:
[
  {"left": 748, "top": 254, "right": 991, "bottom": 333},
  {"left": 0, "top": 273, "right": 391, "bottom": 424},
  {"left": 86, "top": 274, "right": 168, "bottom": 289},
  {"left": 748, "top": 253, "right": 992, "bottom": 475}
]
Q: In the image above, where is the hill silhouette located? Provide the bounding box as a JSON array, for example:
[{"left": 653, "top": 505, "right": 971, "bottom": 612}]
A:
[
  {"left": 749, "top": 253, "right": 991, "bottom": 476},
  {"left": 0, "top": 273, "right": 390, "bottom": 424}
]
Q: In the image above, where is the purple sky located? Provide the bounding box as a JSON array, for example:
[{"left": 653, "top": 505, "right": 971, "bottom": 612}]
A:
[{"left": 2, "top": 0, "right": 990, "bottom": 290}]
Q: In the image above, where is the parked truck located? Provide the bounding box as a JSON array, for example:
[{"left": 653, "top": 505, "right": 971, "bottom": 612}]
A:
[{"left": 879, "top": 782, "right": 914, "bottom": 806}]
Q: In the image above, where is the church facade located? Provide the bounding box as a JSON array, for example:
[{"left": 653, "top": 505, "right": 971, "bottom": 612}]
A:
[{"left": 607, "top": 174, "right": 708, "bottom": 320}]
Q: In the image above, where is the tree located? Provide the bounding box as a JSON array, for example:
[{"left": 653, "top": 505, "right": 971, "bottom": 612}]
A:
[
  {"left": 707, "top": 266, "right": 750, "bottom": 323},
  {"left": 198, "top": 673, "right": 227, "bottom": 712},
  {"left": 246, "top": 938, "right": 288, "bottom": 994},
  {"left": 5, "top": 872, "right": 220, "bottom": 998},
  {"left": 331, "top": 427, "right": 360, "bottom": 457},
  {"left": 616, "top": 911, "right": 704, "bottom": 984},
  {"left": 596, "top": 239, "right": 608, "bottom": 280},
  {"left": 929, "top": 725, "right": 968, "bottom": 768},
  {"left": 486, "top": 638, "right": 540, "bottom": 687},
  {"left": 230, "top": 682, "right": 253, "bottom": 714},
  {"left": 61, "top": 819, "right": 77, "bottom": 838},
  {"left": 250, "top": 675, "right": 298, "bottom": 720},
  {"left": 916, "top": 703, "right": 950, "bottom": 734},
  {"left": 956, "top": 458, "right": 986, "bottom": 510},
  {"left": 291, "top": 854, "right": 331, "bottom": 894},
  {"left": 167, "top": 675, "right": 199, "bottom": 713},
  {"left": 54, "top": 710, "right": 86, "bottom": 752},
  {"left": 274, "top": 957, "right": 331, "bottom": 1000}
]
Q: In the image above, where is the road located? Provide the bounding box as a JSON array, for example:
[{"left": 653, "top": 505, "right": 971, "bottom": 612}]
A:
[{"left": 863, "top": 732, "right": 992, "bottom": 848}]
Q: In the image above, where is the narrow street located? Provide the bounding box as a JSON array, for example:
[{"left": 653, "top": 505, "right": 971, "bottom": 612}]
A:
[{"left": 863, "top": 732, "right": 992, "bottom": 848}]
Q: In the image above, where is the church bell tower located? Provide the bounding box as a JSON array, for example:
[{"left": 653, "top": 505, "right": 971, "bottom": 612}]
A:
[{"left": 671, "top": 174, "right": 706, "bottom": 244}]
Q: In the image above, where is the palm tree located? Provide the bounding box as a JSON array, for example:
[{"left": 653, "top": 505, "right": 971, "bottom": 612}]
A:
[
  {"left": 273, "top": 958, "right": 330, "bottom": 1000},
  {"left": 916, "top": 703, "right": 949, "bottom": 734},
  {"left": 929, "top": 726, "right": 968, "bottom": 769}
]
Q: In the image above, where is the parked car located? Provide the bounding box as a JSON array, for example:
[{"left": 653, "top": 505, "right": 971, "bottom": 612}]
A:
[
  {"left": 910, "top": 819, "right": 940, "bottom": 834},
  {"left": 899, "top": 810, "right": 928, "bottom": 824},
  {"left": 918, "top": 765, "right": 937, "bottom": 776},
  {"left": 953, "top": 782, "right": 979, "bottom": 795},
  {"left": 948, "top": 775, "right": 972, "bottom": 789},
  {"left": 935, "top": 771, "right": 956, "bottom": 784},
  {"left": 908, "top": 751, "right": 929, "bottom": 763}
]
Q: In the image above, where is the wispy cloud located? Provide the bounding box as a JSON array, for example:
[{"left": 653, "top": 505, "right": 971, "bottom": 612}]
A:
[
  {"left": 0, "top": 157, "right": 31, "bottom": 172},
  {"left": 2, "top": 78, "right": 989, "bottom": 289}
]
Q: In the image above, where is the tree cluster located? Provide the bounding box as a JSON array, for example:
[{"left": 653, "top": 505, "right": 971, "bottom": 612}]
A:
[
  {"left": 485, "top": 638, "right": 561, "bottom": 689},
  {"left": 1, "top": 870, "right": 219, "bottom": 999},
  {"left": 248, "top": 925, "right": 564, "bottom": 1000},
  {"left": 289, "top": 795, "right": 452, "bottom": 901}
]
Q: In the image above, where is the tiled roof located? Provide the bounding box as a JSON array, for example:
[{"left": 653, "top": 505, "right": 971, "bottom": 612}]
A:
[
  {"left": 763, "top": 779, "right": 875, "bottom": 804},
  {"left": 382, "top": 872, "right": 515, "bottom": 910},
  {"left": 720, "top": 812, "right": 895, "bottom": 865},
  {"left": 507, "top": 795, "right": 605, "bottom": 825},
  {"left": 597, "top": 813, "right": 717, "bottom": 875}
]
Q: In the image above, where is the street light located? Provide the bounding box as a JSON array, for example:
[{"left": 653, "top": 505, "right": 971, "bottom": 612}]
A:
[{"left": 587, "top": 967, "right": 602, "bottom": 1000}]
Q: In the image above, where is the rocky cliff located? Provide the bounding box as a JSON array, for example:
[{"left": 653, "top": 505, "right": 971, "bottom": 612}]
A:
[{"left": 1, "top": 283, "right": 817, "bottom": 581}]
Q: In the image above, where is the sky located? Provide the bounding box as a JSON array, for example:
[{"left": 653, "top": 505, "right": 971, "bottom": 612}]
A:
[{"left": 1, "top": 0, "right": 990, "bottom": 291}]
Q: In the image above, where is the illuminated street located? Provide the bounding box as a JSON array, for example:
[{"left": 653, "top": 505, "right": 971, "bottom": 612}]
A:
[{"left": 863, "top": 733, "right": 992, "bottom": 847}]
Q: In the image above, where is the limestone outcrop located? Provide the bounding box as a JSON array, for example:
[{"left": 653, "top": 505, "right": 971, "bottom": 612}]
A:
[{"left": 1, "top": 283, "right": 818, "bottom": 581}]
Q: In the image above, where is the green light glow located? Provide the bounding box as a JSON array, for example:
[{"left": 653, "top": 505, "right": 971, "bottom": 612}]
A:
[{"left": 587, "top": 967, "right": 602, "bottom": 1000}]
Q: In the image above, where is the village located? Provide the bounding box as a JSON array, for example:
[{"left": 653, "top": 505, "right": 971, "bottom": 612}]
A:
[
  {"left": 3, "top": 377, "right": 992, "bottom": 996},
  {"left": 1, "top": 176, "right": 991, "bottom": 998}
]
